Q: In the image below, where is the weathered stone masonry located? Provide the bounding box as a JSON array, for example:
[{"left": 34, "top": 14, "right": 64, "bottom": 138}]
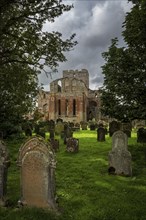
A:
[{"left": 38, "top": 69, "right": 101, "bottom": 123}]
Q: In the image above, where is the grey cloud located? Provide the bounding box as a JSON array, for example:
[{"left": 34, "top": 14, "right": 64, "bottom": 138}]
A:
[{"left": 39, "top": 0, "right": 132, "bottom": 90}]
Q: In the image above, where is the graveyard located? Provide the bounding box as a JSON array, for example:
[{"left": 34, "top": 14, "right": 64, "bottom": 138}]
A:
[{"left": 0, "top": 128, "right": 146, "bottom": 220}]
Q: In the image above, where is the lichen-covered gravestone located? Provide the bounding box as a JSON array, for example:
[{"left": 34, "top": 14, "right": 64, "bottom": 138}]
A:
[
  {"left": 66, "top": 138, "right": 79, "bottom": 153},
  {"left": 0, "top": 140, "right": 10, "bottom": 206},
  {"left": 108, "top": 130, "right": 132, "bottom": 176},
  {"left": 17, "top": 136, "right": 57, "bottom": 210},
  {"left": 64, "top": 124, "right": 73, "bottom": 144},
  {"left": 50, "top": 139, "right": 59, "bottom": 152}
]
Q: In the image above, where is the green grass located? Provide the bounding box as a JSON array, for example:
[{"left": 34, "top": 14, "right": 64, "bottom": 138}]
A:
[{"left": 1, "top": 130, "right": 146, "bottom": 220}]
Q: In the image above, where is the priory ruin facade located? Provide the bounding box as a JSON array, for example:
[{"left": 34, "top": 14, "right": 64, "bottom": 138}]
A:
[{"left": 37, "top": 69, "right": 101, "bottom": 123}]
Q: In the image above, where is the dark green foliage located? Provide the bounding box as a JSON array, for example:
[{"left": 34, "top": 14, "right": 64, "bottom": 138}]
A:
[
  {"left": 0, "top": 0, "right": 77, "bottom": 137},
  {"left": 101, "top": 1, "right": 146, "bottom": 120},
  {"left": 0, "top": 0, "right": 77, "bottom": 70},
  {"left": 0, "top": 64, "right": 38, "bottom": 138}
]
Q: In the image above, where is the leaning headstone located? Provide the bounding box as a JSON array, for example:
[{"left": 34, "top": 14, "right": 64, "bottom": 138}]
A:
[
  {"left": 97, "top": 127, "right": 106, "bottom": 142},
  {"left": 0, "top": 140, "right": 10, "bottom": 206},
  {"left": 108, "top": 130, "right": 132, "bottom": 176},
  {"left": 66, "top": 138, "right": 79, "bottom": 153},
  {"left": 137, "top": 128, "right": 146, "bottom": 143},
  {"left": 17, "top": 136, "right": 57, "bottom": 210}
]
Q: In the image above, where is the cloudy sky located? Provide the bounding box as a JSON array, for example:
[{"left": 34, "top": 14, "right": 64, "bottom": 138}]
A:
[{"left": 38, "top": 0, "right": 132, "bottom": 91}]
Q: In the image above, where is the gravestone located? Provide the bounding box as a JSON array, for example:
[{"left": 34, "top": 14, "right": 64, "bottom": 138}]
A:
[
  {"left": 66, "top": 138, "right": 79, "bottom": 153},
  {"left": 56, "top": 118, "right": 63, "bottom": 123},
  {"left": 121, "top": 122, "right": 132, "bottom": 138},
  {"left": 90, "top": 123, "right": 96, "bottom": 131},
  {"left": 0, "top": 140, "right": 10, "bottom": 206},
  {"left": 137, "top": 128, "right": 146, "bottom": 143},
  {"left": 109, "top": 121, "right": 121, "bottom": 137},
  {"left": 64, "top": 124, "right": 73, "bottom": 144},
  {"left": 97, "top": 127, "right": 106, "bottom": 142},
  {"left": 108, "top": 130, "right": 132, "bottom": 176},
  {"left": 50, "top": 139, "right": 59, "bottom": 152},
  {"left": 17, "top": 136, "right": 57, "bottom": 210},
  {"left": 55, "top": 122, "right": 64, "bottom": 135},
  {"left": 49, "top": 129, "right": 55, "bottom": 140},
  {"left": 80, "top": 121, "right": 88, "bottom": 130}
]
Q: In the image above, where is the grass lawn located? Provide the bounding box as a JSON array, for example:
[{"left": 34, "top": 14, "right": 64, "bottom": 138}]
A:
[{"left": 1, "top": 130, "right": 146, "bottom": 220}]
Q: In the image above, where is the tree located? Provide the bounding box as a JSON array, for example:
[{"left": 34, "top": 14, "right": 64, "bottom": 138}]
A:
[
  {"left": 0, "top": 0, "right": 77, "bottom": 137},
  {"left": 0, "top": 0, "right": 77, "bottom": 71},
  {"left": 101, "top": 0, "right": 146, "bottom": 121},
  {"left": 0, "top": 63, "right": 38, "bottom": 137}
]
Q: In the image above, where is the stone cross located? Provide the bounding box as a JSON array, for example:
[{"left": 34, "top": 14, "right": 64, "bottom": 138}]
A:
[
  {"left": 17, "top": 136, "right": 58, "bottom": 210},
  {"left": 108, "top": 130, "right": 132, "bottom": 176}
]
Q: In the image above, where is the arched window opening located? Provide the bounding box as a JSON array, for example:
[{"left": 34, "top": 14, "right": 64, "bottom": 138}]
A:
[
  {"left": 58, "top": 80, "right": 62, "bottom": 92},
  {"left": 73, "top": 99, "right": 76, "bottom": 116}
]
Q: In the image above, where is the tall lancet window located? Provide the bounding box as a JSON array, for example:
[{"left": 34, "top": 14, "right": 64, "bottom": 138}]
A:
[
  {"left": 73, "top": 99, "right": 76, "bottom": 116},
  {"left": 58, "top": 99, "right": 61, "bottom": 116}
]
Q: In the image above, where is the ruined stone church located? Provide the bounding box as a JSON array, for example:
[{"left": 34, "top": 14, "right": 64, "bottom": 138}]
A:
[{"left": 38, "top": 69, "right": 101, "bottom": 123}]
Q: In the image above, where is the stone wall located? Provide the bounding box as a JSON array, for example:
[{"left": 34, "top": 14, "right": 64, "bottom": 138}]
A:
[{"left": 37, "top": 69, "right": 101, "bottom": 122}]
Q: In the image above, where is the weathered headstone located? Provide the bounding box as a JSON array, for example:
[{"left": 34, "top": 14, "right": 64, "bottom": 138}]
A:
[
  {"left": 56, "top": 118, "right": 63, "bottom": 123},
  {"left": 121, "top": 122, "right": 132, "bottom": 138},
  {"left": 109, "top": 121, "right": 121, "bottom": 137},
  {"left": 66, "top": 138, "right": 79, "bottom": 153},
  {"left": 80, "top": 121, "right": 88, "bottom": 130},
  {"left": 90, "top": 123, "right": 96, "bottom": 131},
  {"left": 50, "top": 139, "right": 59, "bottom": 152},
  {"left": 64, "top": 124, "right": 73, "bottom": 144},
  {"left": 0, "top": 140, "right": 10, "bottom": 206},
  {"left": 137, "top": 128, "right": 146, "bottom": 143},
  {"left": 17, "top": 136, "right": 57, "bottom": 210},
  {"left": 97, "top": 127, "right": 106, "bottom": 142},
  {"left": 55, "top": 122, "right": 64, "bottom": 135},
  {"left": 108, "top": 130, "right": 132, "bottom": 176}
]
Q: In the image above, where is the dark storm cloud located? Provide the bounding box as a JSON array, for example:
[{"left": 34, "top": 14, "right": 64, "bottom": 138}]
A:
[{"left": 39, "top": 0, "right": 132, "bottom": 90}]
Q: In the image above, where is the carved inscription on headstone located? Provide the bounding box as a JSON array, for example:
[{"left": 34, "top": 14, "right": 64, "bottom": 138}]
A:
[{"left": 17, "top": 136, "right": 57, "bottom": 210}]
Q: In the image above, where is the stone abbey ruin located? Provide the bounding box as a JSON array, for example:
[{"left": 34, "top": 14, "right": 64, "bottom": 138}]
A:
[{"left": 38, "top": 69, "right": 101, "bottom": 123}]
